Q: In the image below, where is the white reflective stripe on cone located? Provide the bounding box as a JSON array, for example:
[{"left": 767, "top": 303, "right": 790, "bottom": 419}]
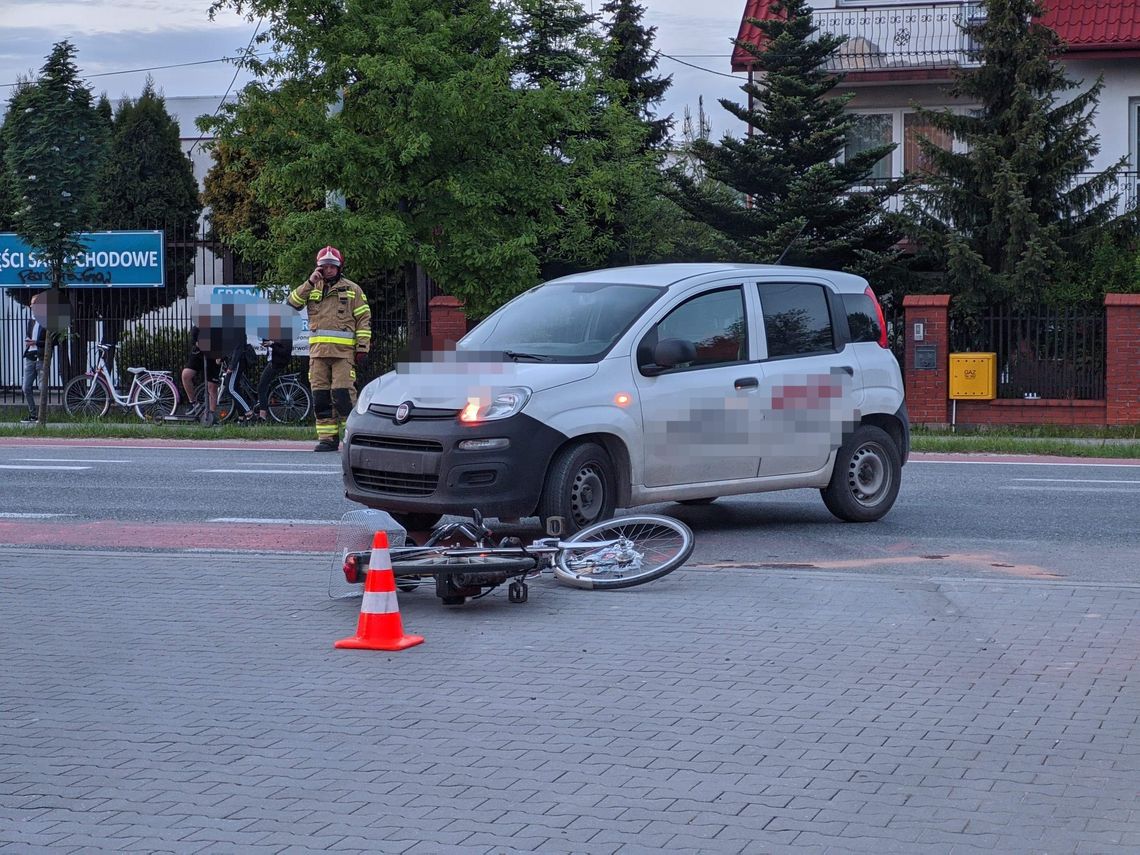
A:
[
  {"left": 361, "top": 591, "right": 399, "bottom": 615},
  {"left": 369, "top": 547, "right": 392, "bottom": 569}
]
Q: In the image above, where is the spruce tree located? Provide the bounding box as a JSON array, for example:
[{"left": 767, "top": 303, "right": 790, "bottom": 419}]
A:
[
  {"left": 85, "top": 81, "right": 202, "bottom": 366},
  {"left": 600, "top": 0, "right": 671, "bottom": 150},
  {"left": 508, "top": 0, "right": 597, "bottom": 88},
  {"left": 2, "top": 41, "right": 107, "bottom": 421},
  {"left": 670, "top": 0, "right": 902, "bottom": 272},
  {"left": 906, "top": 0, "right": 1126, "bottom": 308}
]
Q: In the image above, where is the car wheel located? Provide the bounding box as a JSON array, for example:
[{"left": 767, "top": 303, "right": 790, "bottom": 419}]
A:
[
  {"left": 821, "top": 425, "right": 901, "bottom": 522},
  {"left": 538, "top": 441, "right": 616, "bottom": 535}
]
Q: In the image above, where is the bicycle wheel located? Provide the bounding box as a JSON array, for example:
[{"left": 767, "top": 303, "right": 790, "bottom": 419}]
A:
[
  {"left": 63, "top": 374, "right": 110, "bottom": 418},
  {"left": 133, "top": 376, "right": 179, "bottom": 421},
  {"left": 268, "top": 377, "right": 312, "bottom": 423},
  {"left": 554, "top": 514, "right": 694, "bottom": 590},
  {"left": 197, "top": 382, "right": 238, "bottom": 423}
]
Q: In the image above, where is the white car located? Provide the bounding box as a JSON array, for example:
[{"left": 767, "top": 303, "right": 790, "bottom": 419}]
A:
[{"left": 344, "top": 263, "right": 909, "bottom": 532}]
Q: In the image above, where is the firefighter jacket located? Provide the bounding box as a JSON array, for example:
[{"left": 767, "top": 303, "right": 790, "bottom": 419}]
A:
[{"left": 287, "top": 275, "right": 372, "bottom": 358}]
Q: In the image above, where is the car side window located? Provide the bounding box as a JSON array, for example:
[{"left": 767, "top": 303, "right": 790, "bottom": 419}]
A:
[
  {"left": 638, "top": 286, "right": 747, "bottom": 370},
  {"left": 757, "top": 282, "right": 836, "bottom": 358}
]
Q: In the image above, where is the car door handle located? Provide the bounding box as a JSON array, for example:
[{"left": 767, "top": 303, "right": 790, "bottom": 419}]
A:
[
  {"left": 836, "top": 365, "right": 854, "bottom": 376},
  {"left": 734, "top": 377, "right": 759, "bottom": 390}
]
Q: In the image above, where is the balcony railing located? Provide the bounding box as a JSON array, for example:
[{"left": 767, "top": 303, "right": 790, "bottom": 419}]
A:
[
  {"left": 862, "top": 171, "right": 1139, "bottom": 217},
  {"left": 814, "top": 3, "right": 983, "bottom": 73}
]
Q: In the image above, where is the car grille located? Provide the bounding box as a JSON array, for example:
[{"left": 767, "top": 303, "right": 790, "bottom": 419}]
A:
[
  {"left": 351, "top": 468, "right": 438, "bottom": 496},
  {"left": 368, "top": 404, "right": 458, "bottom": 421},
  {"left": 350, "top": 434, "right": 444, "bottom": 453}
]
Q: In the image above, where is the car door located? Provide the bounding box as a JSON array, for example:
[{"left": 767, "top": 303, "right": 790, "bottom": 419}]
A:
[
  {"left": 633, "top": 283, "right": 763, "bottom": 488},
  {"left": 754, "top": 279, "right": 863, "bottom": 477}
]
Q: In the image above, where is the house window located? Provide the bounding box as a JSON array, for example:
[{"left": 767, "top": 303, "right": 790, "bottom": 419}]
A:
[
  {"left": 845, "top": 113, "right": 893, "bottom": 182},
  {"left": 904, "top": 112, "right": 953, "bottom": 175}
]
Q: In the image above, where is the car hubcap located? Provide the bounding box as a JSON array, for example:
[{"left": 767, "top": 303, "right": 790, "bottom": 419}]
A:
[
  {"left": 848, "top": 443, "right": 888, "bottom": 506},
  {"left": 571, "top": 465, "right": 605, "bottom": 527}
]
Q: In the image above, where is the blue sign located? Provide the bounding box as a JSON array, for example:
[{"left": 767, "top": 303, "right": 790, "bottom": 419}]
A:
[{"left": 0, "top": 230, "right": 166, "bottom": 288}]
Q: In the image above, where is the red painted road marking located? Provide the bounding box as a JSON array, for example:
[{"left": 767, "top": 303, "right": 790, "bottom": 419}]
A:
[{"left": 0, "top": 520, "right": 337, "bottom": 552}]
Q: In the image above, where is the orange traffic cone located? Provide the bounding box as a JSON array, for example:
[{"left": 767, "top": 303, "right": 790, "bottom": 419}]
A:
[{"left": 335, "top": 531, "right": 424, "bottom": 651}]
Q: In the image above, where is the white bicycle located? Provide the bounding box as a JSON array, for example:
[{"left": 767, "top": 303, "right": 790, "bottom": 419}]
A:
[{"left": 63, "top": 344, "right": 180, "bottom": 421}]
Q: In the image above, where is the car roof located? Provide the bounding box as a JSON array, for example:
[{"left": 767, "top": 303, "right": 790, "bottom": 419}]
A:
[{"left": 543, "top": 263, "right": 870, "bottom": 292}]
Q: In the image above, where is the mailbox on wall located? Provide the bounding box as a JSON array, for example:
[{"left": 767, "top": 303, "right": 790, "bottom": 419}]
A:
[
  {"left": 914, "top": 345, "right": 938, "bottom": 371},
  {"left": 949, "top": 352, "right": 997, "bottom": 400}
]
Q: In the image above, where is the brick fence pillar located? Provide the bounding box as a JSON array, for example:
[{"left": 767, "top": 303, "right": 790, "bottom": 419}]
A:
[
  {"left": 902, "top": 294, "right": 951, "bottom": 426},
  {"left": 1105, "top": 293, "right": 1140, "bottom": 426},
  {"left": 428, "top": 295, "right": 467, "bottom": 351}
]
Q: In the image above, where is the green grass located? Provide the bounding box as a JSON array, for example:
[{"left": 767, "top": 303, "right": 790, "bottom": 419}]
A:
[
  {"left": 912, "top": 435, "right": 1140, "bottom": 458},
  {"left": 1, "top": 416, "right": 313, "bottom": 441}
]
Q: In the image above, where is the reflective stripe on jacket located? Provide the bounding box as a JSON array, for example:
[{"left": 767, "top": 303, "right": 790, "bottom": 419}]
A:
[{"left": 287, "top": 275, "right": 371, "bottom": 358}]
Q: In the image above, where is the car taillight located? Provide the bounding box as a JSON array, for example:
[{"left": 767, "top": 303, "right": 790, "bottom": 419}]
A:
[
  {"left": 342, "top": 553, "right": 360, "bottom": 584},
  {"left": 866, "top": 285, "right": 889, "bottom": 349}
]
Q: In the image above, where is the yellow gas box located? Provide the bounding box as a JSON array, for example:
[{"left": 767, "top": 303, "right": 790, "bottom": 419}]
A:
[{"left": 949, "top": 353, "right": 997, "bottom": 400}]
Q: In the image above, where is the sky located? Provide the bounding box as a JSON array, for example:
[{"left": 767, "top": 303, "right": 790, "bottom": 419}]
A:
[{"left": 0, "top": 0, "right": 752, "bottom": 139}]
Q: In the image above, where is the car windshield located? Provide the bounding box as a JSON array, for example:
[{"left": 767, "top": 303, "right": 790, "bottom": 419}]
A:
[{"left": 457, "top": 281, "right": 663, "bottom": 362}]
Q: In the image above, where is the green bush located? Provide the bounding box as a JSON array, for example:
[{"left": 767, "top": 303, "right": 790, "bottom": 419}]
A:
[{"left": 117, "top": 326, "right": 187, "bottom": 389}]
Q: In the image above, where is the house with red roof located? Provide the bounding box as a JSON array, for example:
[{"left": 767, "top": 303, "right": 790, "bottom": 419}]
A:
[{"left": 732, "top": 0, "right": 1140, "bottom": 203}]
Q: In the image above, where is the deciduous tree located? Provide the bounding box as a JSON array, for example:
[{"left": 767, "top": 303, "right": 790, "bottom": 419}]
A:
[{"left": 204, "top": 0, "right": 566, "bottom": 337}]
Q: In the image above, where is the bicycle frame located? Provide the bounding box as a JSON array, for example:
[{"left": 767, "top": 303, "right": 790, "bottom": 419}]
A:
[{"left": 81, "top": 347, "right": 170, "bottom": 409}]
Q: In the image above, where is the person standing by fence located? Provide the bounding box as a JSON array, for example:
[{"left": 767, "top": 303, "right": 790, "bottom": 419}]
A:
[
  {"left": 287, "top": 246, "right": 371, "bottom": 451},
  {"left": 21, "top": 291, "right": 48, "bottom": 424}
]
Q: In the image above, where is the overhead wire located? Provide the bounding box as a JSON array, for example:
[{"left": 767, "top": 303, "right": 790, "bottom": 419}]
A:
[{"left": 188, "top": 17, "right": 263, "bottom": 156}]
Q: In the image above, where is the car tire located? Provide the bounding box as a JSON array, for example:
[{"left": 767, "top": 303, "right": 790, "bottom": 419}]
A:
[
  {"left": 821, "top": 425, "right": 901, "bottom": 522},
  {"left": 538, "top": 441, "right": 616, "bottom": 535}
]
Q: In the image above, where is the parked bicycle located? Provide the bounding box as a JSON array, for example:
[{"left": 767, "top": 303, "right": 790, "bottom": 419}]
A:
[
  {"left": 63, "top": 344, "right": 179, "bottom": 421},
  {"left": 333, "top": 509, "right": 694, "bottom": 606},
  {"left": 195, "top": 366, "right": 312, "bottom": 424}
]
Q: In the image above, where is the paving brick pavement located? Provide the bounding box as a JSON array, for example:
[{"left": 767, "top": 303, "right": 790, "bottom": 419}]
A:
[{"left": 2, "top": 547, "right": 1139, "bottom": 853}]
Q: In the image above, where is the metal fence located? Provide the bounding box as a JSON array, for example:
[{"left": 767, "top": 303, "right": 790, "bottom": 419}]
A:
[
  {"left": 1, "top": 224, "right": 419, "bottom": 404},
  {"left": 950, "top": 304, "right": 1106, "bottom": 399}
]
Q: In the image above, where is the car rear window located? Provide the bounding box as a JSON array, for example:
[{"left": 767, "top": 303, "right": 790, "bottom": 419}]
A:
[{"left": 842, "top": 293, "right": 883, "bottom": 344}]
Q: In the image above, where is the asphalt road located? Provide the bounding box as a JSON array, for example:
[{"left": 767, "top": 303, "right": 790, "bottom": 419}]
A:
[{"left": 0, "top": 438, "right": 1136, "bottom": 582}]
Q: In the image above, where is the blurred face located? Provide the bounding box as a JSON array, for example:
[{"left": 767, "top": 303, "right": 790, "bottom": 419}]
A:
[{"left": 318, "top": 262, "right": 340, "bottom": 278}]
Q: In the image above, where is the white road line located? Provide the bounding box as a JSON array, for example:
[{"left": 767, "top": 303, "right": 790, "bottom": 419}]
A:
[
  {"left": 914, "top": 459, "right": 1139, "bottom": 467},
  {"left": 1001, "top": 485, "right": 1140, "bottom": 493},
  {"left": 14, "top": 458, "right": 131, "bottom": 464},
  {"left": 1012, "top": 478, "right": 1139, "bottom": 484},
  {"left": 0, "top": 512, "right": 77, "bottom": 519},
  {"left": 210, "top": 517, "right": 338, "bottom": 525},
  {"left": 0, "top": 464, "right": 91, "bottom": 470},
  {"left": 192, "top": 469, "right": 338, "bottom": 474}
]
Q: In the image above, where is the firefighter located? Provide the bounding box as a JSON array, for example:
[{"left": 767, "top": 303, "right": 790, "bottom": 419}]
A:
[{"left": 287, "top": 246, "right": 371, "bottom": 451}]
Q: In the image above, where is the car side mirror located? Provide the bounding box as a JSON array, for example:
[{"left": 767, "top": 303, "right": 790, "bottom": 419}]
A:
[{"left": 653, "top": 338, "right": 697, "bottom": 370}]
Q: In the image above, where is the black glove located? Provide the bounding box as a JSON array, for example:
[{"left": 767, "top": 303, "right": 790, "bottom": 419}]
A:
[{"left": 355, "top": 351, "right": 367, "bottom": 368}]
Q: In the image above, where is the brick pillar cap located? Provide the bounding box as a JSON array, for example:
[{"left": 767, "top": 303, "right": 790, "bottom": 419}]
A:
[
  {"left": 1104, "top": 293, "right": 1140, "bottom": 306},
  {"left": 429, "top": 295, "right": 464, "bottom": 307},
  {"left": 902, "top": 295, "right": 951, "bottom": 308}
]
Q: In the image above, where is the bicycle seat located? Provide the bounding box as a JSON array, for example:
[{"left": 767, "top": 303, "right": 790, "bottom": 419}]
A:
[{"left": 127, "top": 367, "right": 146, "bottom": 374}]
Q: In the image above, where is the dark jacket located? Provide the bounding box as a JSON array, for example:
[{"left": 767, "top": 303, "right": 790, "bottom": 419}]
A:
[{"left": 24, "top": 319, "right": 47, "bottom": 359}]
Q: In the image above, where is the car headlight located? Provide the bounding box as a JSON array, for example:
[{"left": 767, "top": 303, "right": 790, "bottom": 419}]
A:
[
  {"left": 356, "top": 379, "right": 382, "bottom": 414},
  {"left": 459, "top": 387, "right": 531, "bottom": 423}
]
